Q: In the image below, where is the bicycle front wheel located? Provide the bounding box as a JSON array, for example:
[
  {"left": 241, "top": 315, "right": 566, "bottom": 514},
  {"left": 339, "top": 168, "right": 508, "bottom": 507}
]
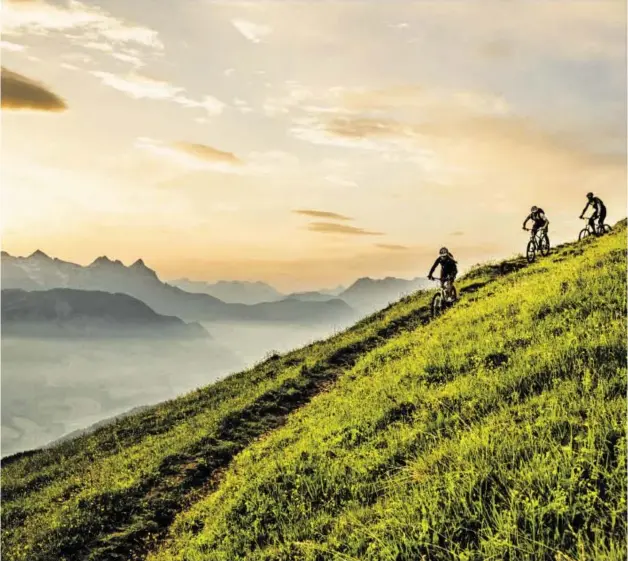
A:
[
  {"left": 540, "top": 234, "right": 550, "bottom": 257},
  {"left": 526, "top": 241, "right": 536, "bottom": 263},
  {"left": 431, "top": 292, "right": 443, "bottom": 318},
  {"left": 579, "top": 228, "right": 589, "bottom": 241}
]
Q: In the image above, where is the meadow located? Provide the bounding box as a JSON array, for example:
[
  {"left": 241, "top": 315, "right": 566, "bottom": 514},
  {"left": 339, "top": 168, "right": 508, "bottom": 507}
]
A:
[{"left": 2, "top": 221, "right": 626, "bottom": 561}]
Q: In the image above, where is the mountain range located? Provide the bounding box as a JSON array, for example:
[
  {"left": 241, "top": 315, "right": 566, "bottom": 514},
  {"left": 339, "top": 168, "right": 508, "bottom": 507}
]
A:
[
  {"left": 2, "top": 288, "right": 209, "bottom": 339},
  {"left": 169, "top": 278, "right": 346, "bottom": 304},
  {"left": 2, "top": 250, "right": 430, "bottom": 322},
  {"left": 1, "top": 251, "right": 354, "bottom": 325}
]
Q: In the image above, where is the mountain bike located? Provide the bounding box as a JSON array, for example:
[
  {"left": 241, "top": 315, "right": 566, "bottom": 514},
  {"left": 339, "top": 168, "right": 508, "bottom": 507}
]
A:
[
  {"left": 578, "top": 216, "right": 611, "bottom": 241},
  {"left": 430, "top": 277, "right": 457, "bottom": 318},
  {"left": 524, "top": 228, "right": 550, "bottom": 263}
]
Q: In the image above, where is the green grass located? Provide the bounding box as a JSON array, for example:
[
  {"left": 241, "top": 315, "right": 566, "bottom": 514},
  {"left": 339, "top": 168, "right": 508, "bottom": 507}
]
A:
[{"left": 2, "top": 222, "right": 626, "bottom": 561}]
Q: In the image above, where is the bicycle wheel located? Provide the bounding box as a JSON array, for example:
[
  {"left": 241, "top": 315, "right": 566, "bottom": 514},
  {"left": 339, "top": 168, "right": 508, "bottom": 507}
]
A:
[
  {"left": 431, "top": 292, "right": 443, "bottom": 318},
  {"left": 526, "top": 240, "right": 536, "bottom": 263},
  {"left": 578, "top": 228, "right": 590, "bottom": 241},
  {"left": 448, "top": 285, "right": 458, "bottom": 303},
  {"left": 540, "top": 234, "right": 550, "bottom": 256},
  {"left": 603, "top": 223, "right": 612, "bottom": 234}
]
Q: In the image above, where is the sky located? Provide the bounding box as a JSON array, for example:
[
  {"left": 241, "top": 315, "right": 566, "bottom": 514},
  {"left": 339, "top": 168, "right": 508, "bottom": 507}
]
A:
[{"left": 1, "top": 0, "right": 626, "bottom": 291}]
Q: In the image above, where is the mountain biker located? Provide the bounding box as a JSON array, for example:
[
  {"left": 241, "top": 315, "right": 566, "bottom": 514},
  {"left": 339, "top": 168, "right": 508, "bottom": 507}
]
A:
[
  {"left": 522, "top": 206, "right": 549, "bottom": 236},
  {"left": 428, "top": 248, "right": 458, "bottom": 300},
  {"left": 580, "top": 192, "right": 607, "bottom": 233}
]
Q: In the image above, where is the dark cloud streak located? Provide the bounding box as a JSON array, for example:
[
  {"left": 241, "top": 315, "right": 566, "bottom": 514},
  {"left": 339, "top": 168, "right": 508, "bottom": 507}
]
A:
[{"left": 1, "top": 67, "right": 67, "bottom": 112}]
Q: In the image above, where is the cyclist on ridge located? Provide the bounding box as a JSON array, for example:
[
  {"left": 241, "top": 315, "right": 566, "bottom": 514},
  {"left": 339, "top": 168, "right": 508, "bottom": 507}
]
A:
[
  {"left": 428, "top": 247, "right": 458, "bottom": 301},
  {"left": 522, "top": 206, "right": 549, "bottom": 236},
  {"left": 580, "top": 192, "right": 607, "bottom": 234}
]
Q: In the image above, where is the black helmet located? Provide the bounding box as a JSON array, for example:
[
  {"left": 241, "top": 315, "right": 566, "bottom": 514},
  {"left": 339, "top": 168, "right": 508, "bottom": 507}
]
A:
[
  {"left": 530, "top": 205, "right": 538, "bottom": 212},
  {"left": 586, "top": 192, "right": 594, "bottom": 199},
  {"left": 439, "top": 247, "right": 449, "bottom": 255}
]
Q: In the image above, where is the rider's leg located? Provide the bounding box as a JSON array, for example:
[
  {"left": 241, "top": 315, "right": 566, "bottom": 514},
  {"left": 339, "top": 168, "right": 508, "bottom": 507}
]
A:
[
  {"left": 598, "top": 208, "right": 607, "bottom": 231},
  {"left": 589, "top": 213, "right": 597, "bottom": 232}
]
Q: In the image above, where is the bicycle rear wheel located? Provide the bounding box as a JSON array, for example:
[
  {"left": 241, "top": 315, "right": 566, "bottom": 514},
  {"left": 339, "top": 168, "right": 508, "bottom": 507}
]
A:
[
  {"left": 603, "top": 223, "right": 612, "bottom": 234},
  {"left": 540, "top": 234, "right": 550, "bottom": 257},
  {"left": 526, "top": 240, "right": 536, "bottom": 263},
  {"left": 431, "top": 292, "right": 443, "bottom": 318},
  {"left": 579, "top": 228, "right": 589, "bottom": 241}
]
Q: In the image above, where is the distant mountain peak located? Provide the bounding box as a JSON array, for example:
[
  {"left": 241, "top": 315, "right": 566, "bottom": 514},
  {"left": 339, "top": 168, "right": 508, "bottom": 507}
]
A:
[
  {"left": 29, "top": 249, "right": 51, "bottom": 260},
  {"left": 90, "top": 256, "right": 115, "bottom": 267},
  {"left": 1, "top": 250, "right": 10, "bottom": 258},
  {"left": 130, "top": 258, "right": 159, "bottom": 279}
]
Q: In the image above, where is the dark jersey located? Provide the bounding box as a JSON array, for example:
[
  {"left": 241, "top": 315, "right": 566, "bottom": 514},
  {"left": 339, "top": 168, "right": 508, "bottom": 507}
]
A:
[
  {"left": 429, "top": 254, "right": 458, "bottom": 279},
  {"left": 584, "top": 197, "right": 606, "bottom": 215},
  {"left": 523, "top": 208, "right": 548, "bottom": 229}
]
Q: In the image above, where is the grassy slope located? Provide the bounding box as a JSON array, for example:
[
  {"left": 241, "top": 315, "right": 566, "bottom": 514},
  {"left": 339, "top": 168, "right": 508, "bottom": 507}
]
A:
[{"left": 2, "top": 223, "right": 626, "bottom": 561}]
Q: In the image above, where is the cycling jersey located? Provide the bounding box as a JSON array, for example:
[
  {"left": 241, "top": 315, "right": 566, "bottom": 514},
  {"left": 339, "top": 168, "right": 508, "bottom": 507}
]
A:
[
  {"left": 428, "top": 254, "right": 458, "bottom": 280},
  {"left": 523, "top": 209, "right": 549, "bottom": 230}
]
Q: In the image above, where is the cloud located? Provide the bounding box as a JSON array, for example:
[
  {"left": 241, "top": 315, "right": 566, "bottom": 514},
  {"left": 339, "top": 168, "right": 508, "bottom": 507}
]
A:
[
  {"left": 294, "top": 210, "right": 352, "bottom": 221},
  {"left": 89, "top": 71, "right": 225, "bottom": 116},
  {"left": 232, "top": 19, "right": 272, "bottom": 43},
  {"left": 135, "top": 138, "right": 242, "bottom": 173},
  {"left": 450, "top": 231, "right": 464, "bottom": 237},
  {"left": 1, "top": 40, "right": 26, "bottom": 52},
  {"left": 308, "top": 222, "right": 383, "bottom": 236},
  {"left": 90, "top": 71, "right": 181, "bottom": 100},
  {"left": 171, "top": 142, "right": 242, "bottom": 166},
  {"left": 375, "top": 244, "right": 409, "bottom": 251},
  {"left": 3, "top": 0, "right": 163, "bottom": 49},
  {"left": 1, "top": 67, "right": 67, "bottom": 112}
]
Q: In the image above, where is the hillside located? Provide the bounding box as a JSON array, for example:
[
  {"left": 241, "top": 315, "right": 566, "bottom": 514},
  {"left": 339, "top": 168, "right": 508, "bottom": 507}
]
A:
[
  {"left": 1, "top": 222, "right": 625, "bottom": 561},
  {"left": 1, "top": 288, "right": 208, "bottom": 339},
  {"left": 0, "top": 252, "right": 355, "bottom": 324}
]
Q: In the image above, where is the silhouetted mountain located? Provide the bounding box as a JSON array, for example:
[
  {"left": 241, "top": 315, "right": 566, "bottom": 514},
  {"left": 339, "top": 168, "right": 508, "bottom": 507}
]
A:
[
  {"left": 283, "top": 291, "right": 336, "bottom": 302},
  {"left": 1, "top": 289, "right": 209, "bottom": 339},
  {"left": 1, "top": 252, "right": 355, "bottom": 324},
  {"left": 170, "top": 278, "right": 283, "bottom": 304},
  {"left": 340, "top": 276, "right": 431, "bottom": 314}
]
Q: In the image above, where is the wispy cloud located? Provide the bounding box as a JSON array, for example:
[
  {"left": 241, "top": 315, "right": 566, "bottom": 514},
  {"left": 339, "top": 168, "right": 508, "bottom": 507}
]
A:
[
  {"left": 3, "top": 0, "right": 163, "bottom": 70},
  {"left": 90, "top": 71, "right": 225, "bottom": 115},
  {"left": 1, "top": 40, "right": 26, "bottom": 52},
  {"left": 232, "top": 19, "right": 272, "bottom": 43},
  {"left": 294, "top": 210, "right": 352, "bottom": 221},
  {"left": 135, "top": 138, "right": 242, "bottom": 173},
  {"left": 3, "top": 0, "right": 163, "bottom": 49},
  {"left": 308, "top": 222, "right": 383, "bottom": 236},
  {"left": 171, "top": 142, "right": 242, "bottom": 166},
  {"left": 375, "top": 243, "right": 408, "bottom": 251},
  {"left": 1, "top": 67, "right": 67, "bottom": 112}
]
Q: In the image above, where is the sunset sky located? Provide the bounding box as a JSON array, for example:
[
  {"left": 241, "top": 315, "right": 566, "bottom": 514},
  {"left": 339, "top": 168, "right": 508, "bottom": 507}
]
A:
[{"left": 1, "top": 0, "right": 626, "bottom": 291}]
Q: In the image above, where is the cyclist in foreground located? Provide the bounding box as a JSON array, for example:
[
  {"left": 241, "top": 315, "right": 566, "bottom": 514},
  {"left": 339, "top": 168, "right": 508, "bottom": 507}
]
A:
[
  {"left": 522, "top": 205, "right": 550, "bottom": 237},
  {"left": 428, "top": 247, "right": 458, "bottom": 302},
  {"left": 580, "top": 192, "right": 607, "bottom": 234}
]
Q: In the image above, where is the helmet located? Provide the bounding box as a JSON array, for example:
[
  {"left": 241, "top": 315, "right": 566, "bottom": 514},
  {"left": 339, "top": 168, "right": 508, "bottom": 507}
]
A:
[
  {"left": 439, "top": 247, "right": 449, "bottom": 255},
  {"left": 586, "top": 192, "right": 594, "bottom": 199},
  {"left": 531, "top": 206, "right": 538, "bottom": 212}
]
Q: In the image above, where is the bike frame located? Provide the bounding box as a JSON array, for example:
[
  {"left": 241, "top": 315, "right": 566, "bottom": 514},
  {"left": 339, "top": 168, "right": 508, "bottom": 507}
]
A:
[
  {"left": 580, "top": 215, "right": 606, "bottom": 235},
  {"left": 525, "top": 228, "right": 548, "bottom": 247}
]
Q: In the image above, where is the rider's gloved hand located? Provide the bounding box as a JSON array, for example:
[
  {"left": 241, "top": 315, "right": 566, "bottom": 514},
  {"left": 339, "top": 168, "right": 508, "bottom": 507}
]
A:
[{"left": 428, "top": 275, "right": 433, "bottom": 281}]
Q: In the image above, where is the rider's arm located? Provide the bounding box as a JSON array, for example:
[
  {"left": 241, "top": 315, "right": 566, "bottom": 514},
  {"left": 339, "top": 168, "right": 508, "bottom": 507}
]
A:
[
  {"left": 428, "top": 258, "right": 439, "bottom": 279},
  {"left": 539, "top": 212, "right": 549, "bottom": 227},
  {"left": 580, "top": 201, "right": 591, "bottom": 218},
  {"left": 522, "top": 214, "right": 531, "bottom": 229}
]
